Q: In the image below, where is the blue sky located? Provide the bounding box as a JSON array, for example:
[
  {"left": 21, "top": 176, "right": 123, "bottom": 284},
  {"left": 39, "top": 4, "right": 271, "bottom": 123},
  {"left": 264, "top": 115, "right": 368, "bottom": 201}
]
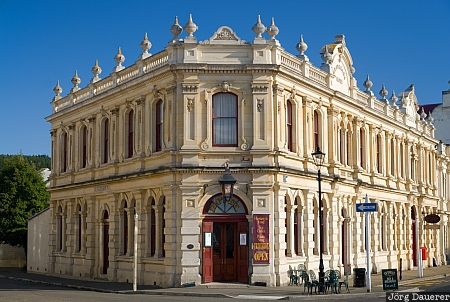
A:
[{"left": 1, "top": 0, "right": 449, "bottom": 156}]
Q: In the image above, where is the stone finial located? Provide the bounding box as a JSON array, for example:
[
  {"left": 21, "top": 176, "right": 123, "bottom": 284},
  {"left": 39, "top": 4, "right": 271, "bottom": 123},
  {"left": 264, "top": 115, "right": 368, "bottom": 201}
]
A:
[
  {"left": 420, "top": 107, "right": 427, "bottom": 120},
  {"left": 114, "top": 47, "right": 125, "bottom": 72},
  {"left": 140, "top": 32, "right": 152, "bottom": 59},
  {"left": 170, "top": 16, "right": 183, "bottom": 42},
  {"left": 426, "top": 111, "right": 434, "bottom": 125},
  {"left": 363, "top": 75, "right": 373, "bottom": 92},
  {"left": 321, "top": 45, "right": 332, "bottom": 64},
  {"left": 53, "top": 81, "right": 62, "bottom": 100},
  {"left": 296, "top": 34, "right": 309, "bottom": 61},
  {"left": 379, "top": 84, "right": 388, "bottom": 101},
  {"left": 91, "top": 59, "right": 102, "bottom": 83},
  {"left": 252, "top": 15, "right": 266, "bottom": 39},
  {"left": 184, "top": 14, "right": 198, "bottom": 38},
  {"left": 266, "top": 17, "right": 279, "bottom": 40},
  {"left": 71, "top": 71, "right": 81, "bottom": 93},
  {"left": 335, "top": 34, "right": 346, "bottom": 45},
  {"left": 390, "top": 90, "right": 399, "bottom": 108}
]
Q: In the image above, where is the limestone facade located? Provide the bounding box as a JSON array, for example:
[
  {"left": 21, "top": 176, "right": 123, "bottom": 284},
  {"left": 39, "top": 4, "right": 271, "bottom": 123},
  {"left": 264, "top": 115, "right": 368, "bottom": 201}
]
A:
[{"left": 39, "top": 17, "right": 450, "bottom": 287}]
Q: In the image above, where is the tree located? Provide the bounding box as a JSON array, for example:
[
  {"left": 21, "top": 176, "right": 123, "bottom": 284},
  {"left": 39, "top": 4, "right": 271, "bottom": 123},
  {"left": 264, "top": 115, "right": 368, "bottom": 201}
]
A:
[{"left": 0, "top": 155, "right": 49, "bottom": 248}]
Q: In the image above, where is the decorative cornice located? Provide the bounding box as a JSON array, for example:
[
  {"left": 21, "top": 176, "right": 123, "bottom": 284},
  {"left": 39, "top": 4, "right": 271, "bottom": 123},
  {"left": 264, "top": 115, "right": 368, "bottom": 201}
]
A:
[{"left": 182, "top": 83, "right": 198, "bottom": 93}]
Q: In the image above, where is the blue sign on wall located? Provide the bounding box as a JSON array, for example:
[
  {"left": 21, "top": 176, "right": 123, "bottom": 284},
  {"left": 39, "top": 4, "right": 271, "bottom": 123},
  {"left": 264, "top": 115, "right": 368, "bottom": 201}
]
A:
[{"left": 355, "top": 203, "right": 377, "bottom": 212}]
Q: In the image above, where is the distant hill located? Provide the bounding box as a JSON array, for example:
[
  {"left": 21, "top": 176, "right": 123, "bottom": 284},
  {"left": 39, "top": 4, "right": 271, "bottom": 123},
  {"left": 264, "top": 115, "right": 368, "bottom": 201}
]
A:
[{"left": 0, "top": 154, "right": 51, "bottom": 170}]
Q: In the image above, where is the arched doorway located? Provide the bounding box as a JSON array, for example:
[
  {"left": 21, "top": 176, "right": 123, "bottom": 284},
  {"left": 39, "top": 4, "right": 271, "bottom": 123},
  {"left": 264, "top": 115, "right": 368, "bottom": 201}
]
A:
[
  {"left": 202, "top": 194, "right": 248, "bottom": 283},
  {"left": 411, "top": 206, "right": 418, "bottom": 266},
  {"left": 102, "top": 210, "right": 110, "bottom": 275}
]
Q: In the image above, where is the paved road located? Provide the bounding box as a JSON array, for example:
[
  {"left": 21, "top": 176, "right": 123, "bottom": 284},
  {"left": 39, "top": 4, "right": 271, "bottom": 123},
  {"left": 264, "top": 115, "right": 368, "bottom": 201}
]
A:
[{"left": 1, "top": 275, "right": 450, "bottom": 302}]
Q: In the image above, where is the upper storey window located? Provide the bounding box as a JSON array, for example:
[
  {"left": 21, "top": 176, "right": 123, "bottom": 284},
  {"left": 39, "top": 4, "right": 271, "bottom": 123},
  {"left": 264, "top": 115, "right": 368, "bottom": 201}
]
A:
[
  {"left": 213, "top": 93, "right": 237, "bottom": 146},
  {"left": 61, "top": 131, "right": 68, "bottom": 173},
  {"left": 102, "top": 118, "right": 109, "bottom": 164},
  {"left": 80, "top": 125, "right": 87, "bottom": 168},
  {"left": 155, "top": 100, "right": 163, "bottom": 152},
  {"left": 286, "top": 100, "right": 293, "bottom": 152},
  {"left": 126, "top": 110, "right": 134, "bottom": 159},
  {"left": 313, "top": 110, "right": 320, "bottom": 151}
]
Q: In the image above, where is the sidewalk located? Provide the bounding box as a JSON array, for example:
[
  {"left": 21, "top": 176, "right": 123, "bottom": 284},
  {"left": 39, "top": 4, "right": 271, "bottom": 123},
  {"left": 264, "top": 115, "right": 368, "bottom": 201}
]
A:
[{"left": 1, "top": 266, "right": 449, "bottom": 299}]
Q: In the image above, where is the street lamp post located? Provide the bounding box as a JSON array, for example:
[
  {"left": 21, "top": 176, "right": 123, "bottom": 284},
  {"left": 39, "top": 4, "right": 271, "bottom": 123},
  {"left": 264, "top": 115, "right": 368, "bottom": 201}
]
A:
[{"left": 312, "top": 146, "right": 326, "bottom": 294}]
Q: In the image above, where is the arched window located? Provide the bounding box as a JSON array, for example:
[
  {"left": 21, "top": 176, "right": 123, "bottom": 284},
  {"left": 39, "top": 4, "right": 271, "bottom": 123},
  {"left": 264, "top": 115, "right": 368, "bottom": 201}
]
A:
[
  {"left": 161, "top": 197, "right": 166, "bottom": 258},
  {"left": 400, "top": 143, "right": 404, "bottom": 178},
  {"left": 313, "top": 199, "right": 319, "bottom": 255},
  {"left": 391, "top": 139, "right": 395, "bottom": 176},
  {"left": 76, "top": 204, "right": 82, "bottom": 253},
  {"left": 102, "top": 118, "right": 109, "bottom": 164},
  {"left": 212, "top": 93, "right": 238, "bottom": 146},
  {"left": 286, "top": 100, "right": 293, "bottom": 152},
  {"left": 313, "top": 110, "right": 320, "bottom": 150},
  {"left": 428, "top": 153, "right": 432, "bottom": 184},
  {"left": 61, "top": 131, "right": 68, "bottom": 173},
  {"left": 80, "top": 125, "right": 87, "bottom": 168},
  {"left": 122, "top": 201, "right": 128, "bottom": 255},
  {"left": 380, "top": 207, "right": 387, "bottom": 251},
  {"left": 294, "top": 197, "right": 303, "bottom": 256},
  {"left": 346, "top": 128, "right": 352, "bottom": 165},
  {"left": 57, "top": 206, "right": 63, "bottom": 251},
  {"left": 127, "top": 110, "right": 134, "bottom": 159},
  {"left": 339, "top": 127, "right": 345, "bottom": 164},
  {"left": 359, "top": 129, "right": 365, "bottom": 169},
  {"left": 410, "top": 146, "right": 415, "bottom": 180},
  {"left": 376, "top": 134, "right": 381, "bottom": 173},
  {"left": 155, "top": 100, "right": 163, "bottom": 152},
  {"left": 148, "top": 198, "right": 156, "bottom": 257}
]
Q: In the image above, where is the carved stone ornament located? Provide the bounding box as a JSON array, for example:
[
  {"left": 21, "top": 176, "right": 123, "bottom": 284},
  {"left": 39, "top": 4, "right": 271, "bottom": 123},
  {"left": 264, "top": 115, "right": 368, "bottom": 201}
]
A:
[
  {"left": 257, "top": 99, "right": 264, "bottom": 112},
  {"left": 182, "top": 84, "right": 198, "bottom": 93},
  {"left": 200, "top": 140, "right": 209, "bottom": 151},
  {"left": 240, "top": 140, "right": 249, "bottom": 151},
  {"left": 220, "top": 81, "right": 231, "bottom": 92},
  {"left": 187, "top": 97, "right": 194, "bottom": 112},
  {"left": 204, "top": 26, "right": 245, "bottom": 45}
]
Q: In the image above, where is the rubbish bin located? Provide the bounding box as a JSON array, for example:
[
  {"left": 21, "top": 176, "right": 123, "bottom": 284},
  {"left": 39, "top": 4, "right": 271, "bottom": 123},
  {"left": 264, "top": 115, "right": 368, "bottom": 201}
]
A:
[
  {"left": 353, "top": 268, "right": 366, "bottom": 287},
  {"left": 421, "top": 247, "right": 427, "bottom": 260}
]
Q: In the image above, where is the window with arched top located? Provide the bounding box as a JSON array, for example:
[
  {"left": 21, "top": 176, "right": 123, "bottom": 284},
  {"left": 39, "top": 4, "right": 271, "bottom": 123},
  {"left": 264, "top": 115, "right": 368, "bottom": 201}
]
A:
[
  {"left": 57, "top": 205, "right": 63, "bottom": 251},
  {"left": 61, "top": 131, "right": 68, "bottom": 173},
  {"left": 122, "top": 201, "right": 128, "bottom": 255},
  {"left": 80, "top": 125, "right": 88, "bottom": 168},
  {"left": 148, "top": 198, "right": 156, "bottom": 257},
  {"left": 313, "top": 110, "right": 320, "bottom": 150},
  {"left": 126, "top": 110, "right": 134, "bottom": 159},
  {"left": 286, "top": 100, "right": 293, "bottom": 152},
  {"left": 339, "top": 127, "right": 345, "bottom": 164},
  {"left": 359, "top": 129, "right": 365, "bottom": 169},
  {"left": 376, "top": 134, "right": 381, "bottom": 173},
  {"left": 203, "top": 194, "right": 247, "bottom": 215},
  {"left": 76, "top": 204, "right": 82, "bottom": 253},
  {"left": 102, "top": 118, "right": 109, "bottom": 164},
  {"left": 212, "top": 93, "right": 238, "bottom": 146},
  {"left": 346, "top": 128, "right": 352, "bottom": 165},
  {"left": 391, "top": 139, "right": 395, "bottom": 176},
  {"left": 400, "top": 143, "right": 404, "bottom": 178},
  {"left": 155, "top": 100, "right": 163, "bottom": 152}
]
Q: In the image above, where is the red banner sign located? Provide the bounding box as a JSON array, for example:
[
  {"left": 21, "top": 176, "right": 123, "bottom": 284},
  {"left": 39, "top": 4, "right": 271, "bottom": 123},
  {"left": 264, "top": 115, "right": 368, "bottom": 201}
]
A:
[{"left": 252, "top": 214, "right": 270, "bottom": 264}]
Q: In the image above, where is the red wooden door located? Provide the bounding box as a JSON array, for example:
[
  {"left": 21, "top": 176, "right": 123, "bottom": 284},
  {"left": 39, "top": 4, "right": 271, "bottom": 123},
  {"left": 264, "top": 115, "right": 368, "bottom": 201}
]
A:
[
  {"left": 237, "top": 221, "right": 248, "bottom": 283},
  {"left": 202, "top": 221, "right": 213, "bottom": 283},
  {"left": 212, "top": 222, "right": 237, "bottom": 282}
]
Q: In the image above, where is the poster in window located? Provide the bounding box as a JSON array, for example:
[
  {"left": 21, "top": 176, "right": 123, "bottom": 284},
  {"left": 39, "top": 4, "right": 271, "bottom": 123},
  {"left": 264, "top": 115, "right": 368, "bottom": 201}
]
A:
[
  {"left": 252, "top": 214, "right": 270, "bottom": 264},
  {"left": 204, "top": 232, "right": 212, "bottom": 247}
]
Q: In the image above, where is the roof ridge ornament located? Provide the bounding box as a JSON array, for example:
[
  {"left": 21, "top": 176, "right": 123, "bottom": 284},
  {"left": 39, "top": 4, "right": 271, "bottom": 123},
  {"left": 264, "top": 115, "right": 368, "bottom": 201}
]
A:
[
  {"left": 140, "top": 32, "right": 152, "bottom": 59},
  {"left": 296, "top": 34, "right": 309, "bottom": 61},
  {"left": 266, "top": 17, "right": 279, "bottom": 40},
  {"left": 184, "top": 14, "right": 198, "bottom": 40},
  {"left": 71, "top": 70, "right": 81, "bottom": 93},
  {"left": 170, "top": 16, "right": 183, "bottom": 43},
  {"left": 379, "top": 84, "right": 388, "bottom": 103},
  {"left": 390, "top": 90, "right": 399, "bottom": 109},
  {"left": 363, "top": 74, "right": 373, "bottom": 94},
  {"left": 114, "top": 47, "right": 125, "bottom": 72},
  {"left": 420, "top": 107, "right": 427, "bottom": 120},
  {"left": 91, "top": 59, "right": 102, "bottom": 83},
  {"left": 252, "top": 15, "right": 266, "bottom": 39},
  {"left": 53, "top": 81, "right": 62, "bottom": 100}
]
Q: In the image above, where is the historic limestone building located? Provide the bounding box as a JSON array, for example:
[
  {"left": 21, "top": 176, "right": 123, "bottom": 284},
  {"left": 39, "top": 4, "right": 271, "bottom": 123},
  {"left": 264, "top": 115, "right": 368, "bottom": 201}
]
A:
[{"left": 32, "top": 15, "right": 450, "bottom": 287}]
